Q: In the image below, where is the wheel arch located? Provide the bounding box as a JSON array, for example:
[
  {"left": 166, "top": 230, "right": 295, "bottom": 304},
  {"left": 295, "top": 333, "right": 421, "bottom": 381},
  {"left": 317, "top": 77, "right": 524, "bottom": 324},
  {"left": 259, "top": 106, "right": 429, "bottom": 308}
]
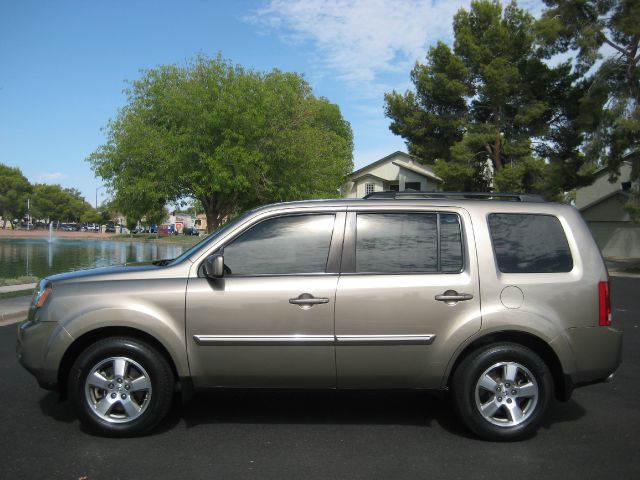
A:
[
  {"left": 57, "top": 326, "right": 181, "bottom": 398},
  {"left": 445, "top": 330, "right": 572, "bottom": 401}
]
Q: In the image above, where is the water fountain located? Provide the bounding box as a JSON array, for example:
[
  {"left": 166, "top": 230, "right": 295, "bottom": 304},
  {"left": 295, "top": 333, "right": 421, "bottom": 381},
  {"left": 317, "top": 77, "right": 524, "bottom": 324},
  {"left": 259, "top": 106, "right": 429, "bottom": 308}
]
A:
[{"left": 48, "top": 223, "right": 54, "bottom": 243}]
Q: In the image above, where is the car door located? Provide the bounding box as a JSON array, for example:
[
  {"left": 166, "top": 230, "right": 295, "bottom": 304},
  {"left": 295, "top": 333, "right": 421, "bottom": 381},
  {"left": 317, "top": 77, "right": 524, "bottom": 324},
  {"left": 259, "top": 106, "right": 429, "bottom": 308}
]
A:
[
  {"left": 186, "top": 211, "right": 345, "bottom": 389},
  {"left": 335, "top": 207, "right": 481, "bottom": 389}
]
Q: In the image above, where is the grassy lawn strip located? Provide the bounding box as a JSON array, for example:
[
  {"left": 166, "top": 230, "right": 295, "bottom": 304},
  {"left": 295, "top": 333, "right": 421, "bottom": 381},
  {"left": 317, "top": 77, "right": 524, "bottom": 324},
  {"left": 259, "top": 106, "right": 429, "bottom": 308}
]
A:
[
  {"left": 0, "top": 276, "right": 39, "bottom": 287},
  {"left": 0, "top": 289, "right": 34, "bottom": 300},
  {"left": 111, "top": 234, "right": 201, "bottom": 245}
]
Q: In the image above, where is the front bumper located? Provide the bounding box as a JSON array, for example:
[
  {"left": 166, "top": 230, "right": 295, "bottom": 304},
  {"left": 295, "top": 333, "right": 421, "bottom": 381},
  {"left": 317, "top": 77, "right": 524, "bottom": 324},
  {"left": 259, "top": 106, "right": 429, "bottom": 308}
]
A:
[{"left": 16, "top": 319, "right": 73, "bottom": 391}]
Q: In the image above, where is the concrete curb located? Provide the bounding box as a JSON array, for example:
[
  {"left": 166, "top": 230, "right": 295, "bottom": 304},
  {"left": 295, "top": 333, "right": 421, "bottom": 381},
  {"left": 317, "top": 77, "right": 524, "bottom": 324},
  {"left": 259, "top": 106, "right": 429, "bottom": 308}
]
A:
[
  {"left": 0, "top": 290, "right": 33, "bottom": 326},
  {"left": 0, "top": 283, "right": 36, "bottom": 294},
  {"left": 0, "top": 310, "right": 28, "bottom": 326},
  {"left": 609, "top": 271, "right": 640, "bottom": 278}
]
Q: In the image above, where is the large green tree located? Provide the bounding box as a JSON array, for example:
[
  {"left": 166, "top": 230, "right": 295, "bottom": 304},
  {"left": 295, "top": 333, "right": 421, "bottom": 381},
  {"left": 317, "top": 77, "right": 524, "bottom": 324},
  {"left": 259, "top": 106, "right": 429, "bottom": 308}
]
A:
[
  {"left": 538, "top": 0, "right": 639, "bottom": 174},
  {"left": 89, "top": 54, "right": 353, "bottom": 233},
  {"left": 0, "top": 164, "right": 32, "bottom": 229},
  {"left": 385, "top": 0, "right": 589, "bottom": 195}
]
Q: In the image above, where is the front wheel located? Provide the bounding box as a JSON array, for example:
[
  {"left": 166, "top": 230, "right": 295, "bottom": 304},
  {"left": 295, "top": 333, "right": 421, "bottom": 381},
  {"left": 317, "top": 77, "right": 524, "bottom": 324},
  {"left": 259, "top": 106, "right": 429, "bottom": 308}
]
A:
[
  {"left": 451, "top": 343, "right": 553, "bottom": 441},
  {"left": 68, "top": 337, "right": 174, "bottom": 436}
]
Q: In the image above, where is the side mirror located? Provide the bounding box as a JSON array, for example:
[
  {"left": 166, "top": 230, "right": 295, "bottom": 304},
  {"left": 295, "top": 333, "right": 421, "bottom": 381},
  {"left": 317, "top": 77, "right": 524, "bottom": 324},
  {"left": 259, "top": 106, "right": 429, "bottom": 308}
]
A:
[{"left": 204, "top": 254, "right": 225, "bottom": 278}]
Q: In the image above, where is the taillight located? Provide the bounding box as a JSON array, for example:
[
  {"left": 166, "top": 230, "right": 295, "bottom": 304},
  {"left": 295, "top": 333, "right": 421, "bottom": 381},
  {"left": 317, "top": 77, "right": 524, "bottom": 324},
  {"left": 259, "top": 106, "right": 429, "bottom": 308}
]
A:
[{"left": 598, "top": 281, "right": 611, "bottom": 326}]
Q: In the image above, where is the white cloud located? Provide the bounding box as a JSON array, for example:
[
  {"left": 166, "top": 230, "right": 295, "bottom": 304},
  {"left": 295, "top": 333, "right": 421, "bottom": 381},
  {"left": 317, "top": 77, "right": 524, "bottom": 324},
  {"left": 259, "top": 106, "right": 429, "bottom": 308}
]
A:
[
  {"left": 39, "top": 172, "right": 67, "bottom": 182},
  {"left": 249, "top": 0, "right": 545, "bottom": 96},
  {"left": 250, "top": 0, "right": 465, "bottom": 88}
]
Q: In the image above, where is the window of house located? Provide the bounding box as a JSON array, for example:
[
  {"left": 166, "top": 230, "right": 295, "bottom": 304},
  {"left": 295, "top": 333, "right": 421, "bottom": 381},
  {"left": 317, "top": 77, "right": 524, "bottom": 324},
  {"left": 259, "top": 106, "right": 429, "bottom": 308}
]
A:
[
  {"left": 388, "top": 183, "right": 400, "bottom": 191},
  {"left": 488, "top": 213, "right": 573, "bottom": 273},
  {"left": 222, "top": 215, "right": 335, "bottom": 275},
  {"left": 355, "top": 213, "right": 463, "bottom": 273},
  {"left": 405, "top": 181, "right": 421, "bottom": 191},
  {"left": 365, "top": 183, "right": 375, "bottom": 195}
]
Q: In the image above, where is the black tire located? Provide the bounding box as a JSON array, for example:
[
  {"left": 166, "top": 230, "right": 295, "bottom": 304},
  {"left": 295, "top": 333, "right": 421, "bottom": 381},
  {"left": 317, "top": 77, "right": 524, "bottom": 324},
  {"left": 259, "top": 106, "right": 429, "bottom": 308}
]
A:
[
  {"left": 451, "top": 343, "right": 553, "bottom": 441},
  {"left": 68, "top": 336, "right": 174, "bottom": 437}
]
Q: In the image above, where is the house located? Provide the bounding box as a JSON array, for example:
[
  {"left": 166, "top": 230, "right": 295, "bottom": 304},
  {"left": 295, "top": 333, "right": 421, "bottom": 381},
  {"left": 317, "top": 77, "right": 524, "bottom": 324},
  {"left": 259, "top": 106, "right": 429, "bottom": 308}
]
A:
[
  {"left": 341, "top": 151, "right": 442, "bottom": 198},
  {"left": 575, "top": 160, "right": 640, "bottom": 259},
  {"left": 194, "top": 213, "right": 208, "bottom": 233}
]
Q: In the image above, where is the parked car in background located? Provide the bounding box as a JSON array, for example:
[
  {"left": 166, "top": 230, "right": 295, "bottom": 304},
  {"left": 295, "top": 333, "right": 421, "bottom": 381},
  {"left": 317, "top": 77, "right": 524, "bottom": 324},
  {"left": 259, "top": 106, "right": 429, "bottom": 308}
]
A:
[
  {"left": 16, "top": 192, "right": 622, "bottom": 440},
  {"left": 105, "top": 224, "right": 116, "bottom": 233},
  {"left": 183, "top": 227, "right": 200, "bottom": 236}
]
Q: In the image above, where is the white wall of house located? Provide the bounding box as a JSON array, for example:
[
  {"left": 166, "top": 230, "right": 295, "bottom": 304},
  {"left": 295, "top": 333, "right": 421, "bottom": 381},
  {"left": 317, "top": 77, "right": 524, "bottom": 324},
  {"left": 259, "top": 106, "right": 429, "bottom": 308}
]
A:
[
  {"left": 354, "top": 176, "right": 385, "bottom": 198},
  {"left": 343, "top": 152, "right": 441, "bottom": 198},
  {"left": 576, "top": 162, "right": 632, "bottom": 210},
  {"left": 575, "top": 161, "right": 639, "bottom": 259}
]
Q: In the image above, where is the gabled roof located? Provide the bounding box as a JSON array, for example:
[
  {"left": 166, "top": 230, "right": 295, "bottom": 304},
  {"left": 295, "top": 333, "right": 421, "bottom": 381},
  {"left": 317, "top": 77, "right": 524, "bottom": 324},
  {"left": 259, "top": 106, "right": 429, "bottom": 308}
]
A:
[
  {"left": 350, "top": 151, "right": 412, "bottom": 177},
  {"left": 349, "top": 150, "right": 442, "bottom": 182},
  {"left": 578, "top": 190, "right": 631, "bottom": 212},
  {"left": 392, "top": 160, "right": 442, "bottom": 182},
  {"left": 349, "top": 172, "right": 388, "bottom": 183}
]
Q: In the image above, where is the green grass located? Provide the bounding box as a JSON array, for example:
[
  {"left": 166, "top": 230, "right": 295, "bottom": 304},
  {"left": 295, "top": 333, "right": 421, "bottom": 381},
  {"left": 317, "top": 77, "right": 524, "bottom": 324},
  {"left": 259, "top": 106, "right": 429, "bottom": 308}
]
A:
[
  {"left": 0, "top": 276, "right": 38, "bottom": 287},
  {"left": 0, "top": 289, "right": 34, "bottom": 300},
  {"left": 622, "top": 266, "right": 640, "bottom": 273},
  {"left": 111, "top": 234, "right": 201, "bottom": 245}
]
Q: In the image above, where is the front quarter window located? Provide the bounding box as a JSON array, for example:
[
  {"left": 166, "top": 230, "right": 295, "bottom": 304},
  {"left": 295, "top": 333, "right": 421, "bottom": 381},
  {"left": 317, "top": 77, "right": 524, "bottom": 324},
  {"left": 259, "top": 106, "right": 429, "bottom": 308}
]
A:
[{"left": 222, "top": 215, "right": 335, "bottom": 275}]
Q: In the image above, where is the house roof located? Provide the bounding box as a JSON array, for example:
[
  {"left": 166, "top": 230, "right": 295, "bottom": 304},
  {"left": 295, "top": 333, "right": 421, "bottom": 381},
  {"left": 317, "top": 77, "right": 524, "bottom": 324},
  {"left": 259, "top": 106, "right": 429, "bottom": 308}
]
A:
[
  {"left": 578, "top": 190, "right": 631, "bottom": 212},
  {"left": 350, "top": 151, "right": 411, "bottom": 177},
  {"left": 349, "top": 150, "right": 442, "bottom": 182},
  {"left": 392, "top": 160, "right": 442, "bottom": 182},
  {"left": 349, "top": 172, "right": 388, "bottom": 183}
]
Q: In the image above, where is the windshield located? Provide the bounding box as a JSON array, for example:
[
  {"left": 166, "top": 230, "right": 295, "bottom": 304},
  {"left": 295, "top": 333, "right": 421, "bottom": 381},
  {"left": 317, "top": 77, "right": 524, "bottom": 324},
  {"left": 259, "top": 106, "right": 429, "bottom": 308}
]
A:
[{"left": 169, "top": 211, "right": 254, "bottom": 265}]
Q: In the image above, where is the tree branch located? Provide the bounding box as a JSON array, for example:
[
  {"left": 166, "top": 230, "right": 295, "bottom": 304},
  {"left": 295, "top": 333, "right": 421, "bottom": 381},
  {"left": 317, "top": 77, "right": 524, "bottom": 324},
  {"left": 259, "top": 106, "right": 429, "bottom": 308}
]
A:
[{"left": 602, "top": 36, "right": 628, "bottom": 57}]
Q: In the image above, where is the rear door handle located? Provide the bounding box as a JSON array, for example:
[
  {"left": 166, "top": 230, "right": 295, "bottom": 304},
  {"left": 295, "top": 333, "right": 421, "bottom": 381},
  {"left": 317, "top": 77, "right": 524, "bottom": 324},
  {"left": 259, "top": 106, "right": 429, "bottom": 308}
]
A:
[
  {"left": 435, "top": 290, "right": 474, "bottom": 304},
  {"left": 289, "top": 293, "right": 330, "bottom": 307}
]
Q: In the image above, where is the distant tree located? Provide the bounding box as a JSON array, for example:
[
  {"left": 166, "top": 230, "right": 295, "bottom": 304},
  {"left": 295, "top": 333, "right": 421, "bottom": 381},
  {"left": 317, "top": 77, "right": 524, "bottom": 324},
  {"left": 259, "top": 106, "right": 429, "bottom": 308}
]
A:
[
  {"left": 0, "top": 163, "right": 32, "bottom": 229},
  {"left": 31, "top": 184, "right": 92, "bottom": 224},
  {"left": 384, "top": 0, "right": 590, "bottom": 197},
  {"left": 89, "top": 54, "right": 353, "bottom": 233}
]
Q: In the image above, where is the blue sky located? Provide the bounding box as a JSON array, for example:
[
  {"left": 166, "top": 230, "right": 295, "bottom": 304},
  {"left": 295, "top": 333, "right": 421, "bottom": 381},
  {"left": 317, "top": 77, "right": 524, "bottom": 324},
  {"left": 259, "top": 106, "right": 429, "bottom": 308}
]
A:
[{"left": 0, "top": 0, "right": 544, "bottom": 206}]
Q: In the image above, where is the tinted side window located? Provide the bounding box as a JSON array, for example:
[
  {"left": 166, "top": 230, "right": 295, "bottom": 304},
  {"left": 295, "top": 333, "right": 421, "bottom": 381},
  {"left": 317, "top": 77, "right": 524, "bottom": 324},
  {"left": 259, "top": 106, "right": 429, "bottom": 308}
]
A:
[
  {"left": 488, "top": 214, "right": 573, "bottom": 273},
  {"left": 223, "top": 215, "right": 335, "bottom": 275},
  {"left": 355, "top": 213, "right": 463, "bottom": 273},
  {"left": 440, "top": 213, "right": 463, "bottom": 272}
]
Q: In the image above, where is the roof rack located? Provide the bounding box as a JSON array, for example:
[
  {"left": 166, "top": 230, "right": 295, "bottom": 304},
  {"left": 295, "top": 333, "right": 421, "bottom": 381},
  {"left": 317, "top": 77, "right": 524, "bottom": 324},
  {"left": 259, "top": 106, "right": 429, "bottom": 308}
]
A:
[{"left": 363, "top": 190, "right": 546, "bottom": 202}]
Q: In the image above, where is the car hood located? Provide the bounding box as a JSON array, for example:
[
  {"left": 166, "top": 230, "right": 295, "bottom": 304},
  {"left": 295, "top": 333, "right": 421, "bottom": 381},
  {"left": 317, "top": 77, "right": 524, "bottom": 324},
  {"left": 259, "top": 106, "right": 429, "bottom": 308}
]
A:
[{"left": 44, "top": 262, "right": 186, "bottom": 285}]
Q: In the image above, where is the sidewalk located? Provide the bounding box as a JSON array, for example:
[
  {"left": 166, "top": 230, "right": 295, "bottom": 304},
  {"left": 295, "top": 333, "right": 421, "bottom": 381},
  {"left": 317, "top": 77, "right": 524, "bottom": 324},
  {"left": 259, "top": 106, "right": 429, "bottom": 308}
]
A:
[
  {"left": 0, "top": 295, "right": 32, "bottom": 326},
  {"left": 0, "top": 283, "right": 34, "bottom": 326}
]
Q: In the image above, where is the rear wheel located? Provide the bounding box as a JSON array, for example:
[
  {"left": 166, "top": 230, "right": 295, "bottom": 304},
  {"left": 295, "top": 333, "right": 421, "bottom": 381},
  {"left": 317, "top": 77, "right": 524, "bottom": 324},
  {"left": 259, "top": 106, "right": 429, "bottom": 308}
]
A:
[
  {"left": 68, "top": 337, "right": 174, "bottom": 436},
  {"left": 452, "top": 343, "right": 552, "bottom": 441}
]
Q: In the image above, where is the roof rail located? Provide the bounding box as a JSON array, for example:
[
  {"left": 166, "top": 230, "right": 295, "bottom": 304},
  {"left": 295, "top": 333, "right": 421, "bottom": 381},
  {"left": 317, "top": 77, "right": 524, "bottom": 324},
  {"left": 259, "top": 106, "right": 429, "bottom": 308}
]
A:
[{"left": 363, "top": 190, "right": 546, "bottom": 202}]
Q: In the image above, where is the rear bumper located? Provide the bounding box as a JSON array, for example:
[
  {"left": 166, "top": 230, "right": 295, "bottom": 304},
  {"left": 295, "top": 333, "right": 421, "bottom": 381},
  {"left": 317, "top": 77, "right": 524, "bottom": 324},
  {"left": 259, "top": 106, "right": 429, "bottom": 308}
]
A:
[{"left": 565, "top": 325, "right": 623, "bottom": 388}]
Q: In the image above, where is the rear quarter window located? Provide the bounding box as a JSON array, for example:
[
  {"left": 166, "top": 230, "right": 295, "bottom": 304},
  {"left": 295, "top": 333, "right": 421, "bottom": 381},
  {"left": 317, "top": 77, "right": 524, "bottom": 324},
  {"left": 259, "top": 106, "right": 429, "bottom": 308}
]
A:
[{"left": 488, "top": 213, "right": 573, "bottom": 273}]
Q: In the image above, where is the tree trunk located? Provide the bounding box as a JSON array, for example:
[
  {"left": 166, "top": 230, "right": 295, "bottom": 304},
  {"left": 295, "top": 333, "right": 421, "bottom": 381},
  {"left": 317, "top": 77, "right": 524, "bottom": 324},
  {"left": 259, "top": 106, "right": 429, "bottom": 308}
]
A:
[{"left": 492, "top": 109, "right": 503, "bottom": 171}]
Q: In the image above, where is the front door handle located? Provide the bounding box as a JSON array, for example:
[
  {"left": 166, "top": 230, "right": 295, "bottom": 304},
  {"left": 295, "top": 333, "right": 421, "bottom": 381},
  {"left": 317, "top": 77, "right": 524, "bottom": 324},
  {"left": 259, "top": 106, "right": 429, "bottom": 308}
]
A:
[
  {"left": 435, "top": 290, "right": 474, "bottom": 305},
  {"left": 289, "top": 293, "right": 330, "bottom": 308}
]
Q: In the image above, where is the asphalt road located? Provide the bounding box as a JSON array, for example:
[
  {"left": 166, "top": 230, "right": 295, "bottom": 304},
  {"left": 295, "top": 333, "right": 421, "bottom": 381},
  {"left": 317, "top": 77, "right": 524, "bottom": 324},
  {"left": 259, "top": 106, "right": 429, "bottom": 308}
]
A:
[{"left": 1, "top": 277, "right": 639, "bottom": 480}]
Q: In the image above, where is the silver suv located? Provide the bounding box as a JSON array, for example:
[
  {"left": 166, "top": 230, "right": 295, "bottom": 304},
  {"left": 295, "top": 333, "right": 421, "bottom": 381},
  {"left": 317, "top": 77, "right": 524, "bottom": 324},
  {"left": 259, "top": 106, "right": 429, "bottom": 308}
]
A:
[{"left": 16, "top": 192, "right": 622, "bottom": 440}]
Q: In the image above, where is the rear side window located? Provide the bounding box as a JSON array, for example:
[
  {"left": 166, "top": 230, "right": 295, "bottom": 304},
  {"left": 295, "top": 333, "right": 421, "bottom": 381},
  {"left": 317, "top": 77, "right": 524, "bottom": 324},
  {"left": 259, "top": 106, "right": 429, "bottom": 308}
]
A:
[
  {"left": 355, "top": 213, "right": 463, "bottom": 273},
  {"left": 488, "top": 214, "right": 573, "bottom": 273}
]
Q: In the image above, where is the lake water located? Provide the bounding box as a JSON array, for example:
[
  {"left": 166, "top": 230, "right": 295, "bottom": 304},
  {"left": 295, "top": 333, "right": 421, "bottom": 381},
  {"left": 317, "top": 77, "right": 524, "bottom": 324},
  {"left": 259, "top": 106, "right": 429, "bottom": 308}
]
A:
[{"left": 0, "top": 238, "right": 189, "bottom": 280}]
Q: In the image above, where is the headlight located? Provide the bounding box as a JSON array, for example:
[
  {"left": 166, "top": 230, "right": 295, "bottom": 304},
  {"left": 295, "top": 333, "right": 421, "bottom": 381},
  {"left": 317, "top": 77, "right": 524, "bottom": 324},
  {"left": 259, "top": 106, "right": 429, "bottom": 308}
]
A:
[{"left": 32, "top": 281, "right": 52, "bottom": 309}]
